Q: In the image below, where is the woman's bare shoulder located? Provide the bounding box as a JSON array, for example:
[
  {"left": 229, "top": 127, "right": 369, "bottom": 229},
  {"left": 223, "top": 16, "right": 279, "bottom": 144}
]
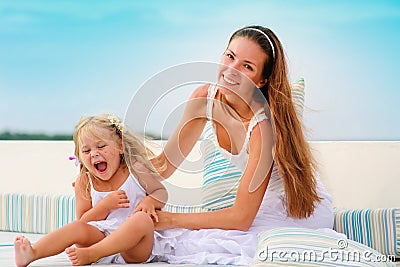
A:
[
  {"left": 190, "top": 84, "right": 210, "bottom": 99},
  {"left": 183, "top": 84, "right": 210, "bottom": 117}
]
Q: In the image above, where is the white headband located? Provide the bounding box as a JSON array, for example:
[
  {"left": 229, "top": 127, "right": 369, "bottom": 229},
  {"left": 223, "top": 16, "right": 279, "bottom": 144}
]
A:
[{"left": 245, "top": 28, "right": 276, "bottom": 63}]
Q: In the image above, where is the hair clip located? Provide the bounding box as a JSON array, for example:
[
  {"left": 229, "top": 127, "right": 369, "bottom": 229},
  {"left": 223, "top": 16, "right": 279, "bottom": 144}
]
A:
[
  {"left": 108, "top": 115, "right": 124, "bottom": 134},
  {"left": 69, "top": 156, "right": 80, "bottom": 167}
]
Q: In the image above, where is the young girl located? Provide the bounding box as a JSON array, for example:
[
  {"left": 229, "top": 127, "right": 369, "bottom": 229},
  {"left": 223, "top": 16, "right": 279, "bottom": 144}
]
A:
[{"left": 14, "top": 113, "right": 167, "bottom": 266}]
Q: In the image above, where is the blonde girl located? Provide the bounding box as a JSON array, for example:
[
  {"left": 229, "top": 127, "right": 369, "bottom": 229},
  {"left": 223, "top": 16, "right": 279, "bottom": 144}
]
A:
[{"left": 14, "top": 113, "right": 167, "bottom": 266}]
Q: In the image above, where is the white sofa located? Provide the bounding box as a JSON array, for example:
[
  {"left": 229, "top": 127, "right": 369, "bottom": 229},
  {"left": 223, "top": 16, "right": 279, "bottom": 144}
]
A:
[{"left": 1, "top": 141, "right": 399, "bottom": 266}]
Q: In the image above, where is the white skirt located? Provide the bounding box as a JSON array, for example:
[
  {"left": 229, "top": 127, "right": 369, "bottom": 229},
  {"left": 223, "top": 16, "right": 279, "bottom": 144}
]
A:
[
  {"left": 150, "top": 181, "right": 337, "bottom": 266},
  {"left": 151, "top": 228, "right": 258, "bottom": 266},
  {"left": 87, "top": 218, "right": 127, "bottom": 264}
]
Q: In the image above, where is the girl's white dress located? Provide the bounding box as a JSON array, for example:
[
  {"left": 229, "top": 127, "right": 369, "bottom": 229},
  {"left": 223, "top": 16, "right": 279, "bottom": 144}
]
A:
[
  {"left": 151, "top": 84, "right": 336, "bottom": 265},
  {"left": 87, "top": 172, "right": 146, "bottom": 264}
]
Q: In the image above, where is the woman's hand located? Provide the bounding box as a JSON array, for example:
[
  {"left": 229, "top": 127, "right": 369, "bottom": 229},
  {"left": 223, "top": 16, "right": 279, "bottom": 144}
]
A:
[{"left": 154, "top": 210, "right": 173, "bottom": 230}]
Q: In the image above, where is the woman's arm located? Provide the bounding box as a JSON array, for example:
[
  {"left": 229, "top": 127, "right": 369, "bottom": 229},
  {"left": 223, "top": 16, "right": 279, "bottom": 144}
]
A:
[
  {"left": 155, "top": 84, "right": 209, "bottom": 178},
  {"left": 156, "top": 119, "right": 275, "bottom": 231},
  {"left": 133, "top": 161, "right": 168, "bottom": 209}
]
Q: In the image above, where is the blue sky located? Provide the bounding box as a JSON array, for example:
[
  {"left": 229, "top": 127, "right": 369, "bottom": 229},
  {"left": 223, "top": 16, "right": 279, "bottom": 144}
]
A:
[{"left": 0, "top": 0, "right": 399, "bottom": 140}]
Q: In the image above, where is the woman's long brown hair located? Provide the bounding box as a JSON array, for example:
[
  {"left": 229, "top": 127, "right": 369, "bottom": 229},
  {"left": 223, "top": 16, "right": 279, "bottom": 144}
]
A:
[{"left": 230, "top": 26, "right": 321, "bottom": 218}]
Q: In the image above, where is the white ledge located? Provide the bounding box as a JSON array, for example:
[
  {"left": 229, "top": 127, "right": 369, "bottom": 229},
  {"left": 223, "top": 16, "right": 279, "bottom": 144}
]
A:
[{"left": 0, "top": 140, "right": 399, "bottom": 209}]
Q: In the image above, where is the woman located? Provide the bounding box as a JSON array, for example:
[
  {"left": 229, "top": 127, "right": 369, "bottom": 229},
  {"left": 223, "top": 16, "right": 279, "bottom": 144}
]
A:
[{"left": 152, "top": 25, "right": 335, "bottom": 264}]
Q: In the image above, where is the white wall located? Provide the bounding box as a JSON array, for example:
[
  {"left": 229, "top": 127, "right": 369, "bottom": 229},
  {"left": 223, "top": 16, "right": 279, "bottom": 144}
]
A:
[
  {"left": 311, "top": 141, "right": 400, "bottom": 209},
  {"left": 0, "top": 141, "right": 78, "bottom": 195},
  {"left": 0, "top": 141, "right": 399, "bottom": 209}
]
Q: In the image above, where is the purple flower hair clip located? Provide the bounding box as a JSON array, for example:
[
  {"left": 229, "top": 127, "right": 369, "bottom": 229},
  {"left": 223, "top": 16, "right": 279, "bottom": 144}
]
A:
[{"left": 69, "top": 156, "right": 80, "bottom": 167}]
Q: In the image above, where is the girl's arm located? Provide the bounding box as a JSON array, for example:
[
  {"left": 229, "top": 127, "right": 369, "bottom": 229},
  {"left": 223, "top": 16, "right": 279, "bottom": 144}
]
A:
[
  {"left": 75, "top": 173, "right": 130, "bottom": 223},
  {"left": 74, "top": 173, "right": 97, "bottom": 221},
  {"left": 154, "top": 84, "right": 208, "bottom": 178},
  {"left": 155, "top": 119, "right": 275, "bottom": 231}
]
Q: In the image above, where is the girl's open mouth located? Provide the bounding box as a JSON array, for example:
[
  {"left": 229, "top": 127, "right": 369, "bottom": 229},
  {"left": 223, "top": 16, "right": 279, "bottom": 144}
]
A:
[{"left": 95, "top": 161, "right": 108, "bottom": 173}]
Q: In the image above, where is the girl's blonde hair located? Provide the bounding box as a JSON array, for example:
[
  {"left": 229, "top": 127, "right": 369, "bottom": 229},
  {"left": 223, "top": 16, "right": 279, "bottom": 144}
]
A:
[
  {"left": 73, "top": 113, "right": 158, "bottom": 199},
  {"left": 230, "top": 26, "right": 321, "bottom": 218}
]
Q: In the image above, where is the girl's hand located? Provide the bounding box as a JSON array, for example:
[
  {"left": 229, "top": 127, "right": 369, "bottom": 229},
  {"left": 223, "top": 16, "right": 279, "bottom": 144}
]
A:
[
  {"left": 101, "top": 190, "right": 130, "bottom": 211},
  {"left": 135, "top": 196, "right": 158, "bottom": 222},
  {"left": 153, "top": 210, "right": 173, "bottom": 230}
]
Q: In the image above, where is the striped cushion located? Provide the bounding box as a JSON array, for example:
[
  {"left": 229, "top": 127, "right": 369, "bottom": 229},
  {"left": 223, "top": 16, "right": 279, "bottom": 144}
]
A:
[
  {"left": 334, "top": 208, "right": 400, "bottom": 257},
  {"left": 199, "top": 79, "right": 306, "bottom": 211},
  {"left": 0, "top": 193, "right": 75, "bottom": 234},
  {"left": 253, "top": 227, "right": 395, "bottom": 266},
  {"left": 200, "top": 126, "right": 243, "bottom": 211},
  {"left": 164, "top": 203, "right": 204, "bottom": 213}
]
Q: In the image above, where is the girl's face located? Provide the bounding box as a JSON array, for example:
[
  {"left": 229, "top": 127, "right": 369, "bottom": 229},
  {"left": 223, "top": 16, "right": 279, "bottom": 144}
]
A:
[
  {"left": 79, "top": 126, "right": 122, "bottom": 181},
  {"left": 218, "top": 37, "right": 267, "bottom": 97}
]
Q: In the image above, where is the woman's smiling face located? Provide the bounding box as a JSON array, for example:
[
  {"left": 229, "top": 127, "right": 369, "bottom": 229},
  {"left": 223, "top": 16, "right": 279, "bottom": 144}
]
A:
[{"left": 218, "top": 36, "right": 268, "bottom": 96}]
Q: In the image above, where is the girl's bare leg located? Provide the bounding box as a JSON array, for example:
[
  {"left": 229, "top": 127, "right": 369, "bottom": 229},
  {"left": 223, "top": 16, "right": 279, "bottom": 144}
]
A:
[
  {"left": 66, "top": 211, "right": 154, "bottom": 266},
  {"left": 14, "top": 221, "right": 104, "bottom": 267}
]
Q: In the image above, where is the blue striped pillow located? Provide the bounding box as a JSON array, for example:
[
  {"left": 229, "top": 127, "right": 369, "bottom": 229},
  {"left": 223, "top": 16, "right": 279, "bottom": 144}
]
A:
[
  {"left": 253, "top": 227, "right": 395, "bottom": 266},
  {"left": 164, "top": 203, "right": 204, "bottom": 213},
  {"left": 334, "top": 208, "right": 400, "bottom": 258},
  {"left": 0, "top": 193, "right": 75, "bottom": 234},
  {"left": 201, "top": 128, "right": 243, "bottom": 211}
]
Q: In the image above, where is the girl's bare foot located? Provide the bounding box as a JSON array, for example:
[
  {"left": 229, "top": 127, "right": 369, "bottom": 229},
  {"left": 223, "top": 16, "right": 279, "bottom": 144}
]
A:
[
  {"left": 65, "top": 246, "right": 97, "bottom": 266},
  {"left": 14, "top": 236, "right": 35, "bottom": 267}
]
